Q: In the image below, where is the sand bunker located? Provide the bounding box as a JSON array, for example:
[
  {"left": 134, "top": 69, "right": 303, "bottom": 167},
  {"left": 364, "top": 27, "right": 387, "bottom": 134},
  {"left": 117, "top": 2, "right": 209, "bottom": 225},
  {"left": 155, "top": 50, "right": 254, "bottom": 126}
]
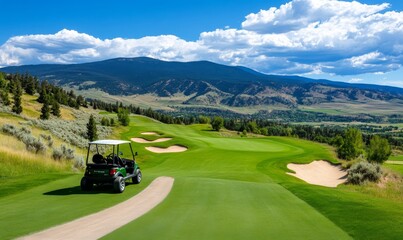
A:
[
  {"left": 145, "top": 145, "right": 188, "bottom": 153},
  {"left": 287, "top": 160, "right": 347, "bottom": 188},
  {"left": 141, "top": 132, "right": 159, "bottom": 135},
  {"left": 131, "top": 137, "right": 172, "bottom": 143}
]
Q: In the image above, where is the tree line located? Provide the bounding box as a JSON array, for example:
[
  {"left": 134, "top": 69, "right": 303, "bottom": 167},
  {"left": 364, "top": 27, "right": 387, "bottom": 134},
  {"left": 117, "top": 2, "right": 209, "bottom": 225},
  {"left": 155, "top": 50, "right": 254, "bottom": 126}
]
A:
[
  {"left": 1, "top": 71, "right": 399, "bottom": 159},
  {"left": 0, "top": 72, "right": 87, "bottom": 119}
]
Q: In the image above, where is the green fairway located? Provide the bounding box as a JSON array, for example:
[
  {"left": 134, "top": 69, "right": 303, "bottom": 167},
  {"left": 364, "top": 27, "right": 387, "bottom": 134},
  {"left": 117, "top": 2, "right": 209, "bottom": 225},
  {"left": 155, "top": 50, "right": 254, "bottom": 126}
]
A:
[{"left": 1, "top": 115, "right": 402, "bottom": 240}]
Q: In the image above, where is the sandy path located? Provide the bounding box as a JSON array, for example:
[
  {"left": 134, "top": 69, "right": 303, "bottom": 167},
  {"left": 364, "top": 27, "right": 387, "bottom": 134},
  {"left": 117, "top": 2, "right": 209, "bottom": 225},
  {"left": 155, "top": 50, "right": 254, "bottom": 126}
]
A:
[
  {"left": 141, "top": 132, "right": 159, "bottom": 135},
  {"left": 386, "top": 160, "right": 403, "bottom": 165},
  {"left": 287, "top": 160, "right": 347, "bottom": 187},
  {"left": 131, "top": 137, "right": 172, "bottom": 143},
  {"left": 18, "top": 177, "right": 174, "bottom": 240},
  {"left": 145, "top": 145, "right": 188, "bottom": 153}
]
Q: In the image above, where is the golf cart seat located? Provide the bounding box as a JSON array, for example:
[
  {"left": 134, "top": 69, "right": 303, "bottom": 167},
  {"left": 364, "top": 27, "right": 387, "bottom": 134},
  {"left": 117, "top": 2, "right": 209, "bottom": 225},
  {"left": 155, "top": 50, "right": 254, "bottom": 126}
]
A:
[{"left": 92, "top": 154, "right": 105, "bottom": 164}]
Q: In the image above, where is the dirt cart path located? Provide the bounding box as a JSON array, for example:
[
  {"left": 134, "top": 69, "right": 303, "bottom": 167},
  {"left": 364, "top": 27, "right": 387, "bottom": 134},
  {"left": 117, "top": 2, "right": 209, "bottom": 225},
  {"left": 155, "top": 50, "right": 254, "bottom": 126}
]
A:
[{"left": 18, "top": 176, "right": 174, "bottom": 240}]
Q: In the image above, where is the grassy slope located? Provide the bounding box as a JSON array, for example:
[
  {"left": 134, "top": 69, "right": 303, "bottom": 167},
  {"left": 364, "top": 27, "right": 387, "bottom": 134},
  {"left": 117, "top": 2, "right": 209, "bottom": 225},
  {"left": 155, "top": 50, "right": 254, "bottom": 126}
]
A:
[
  {"left": 0, "top": 115, "right": 402, "bottom": 239},
  {"left": 0, "top": 110, "right": 73, "bottom": 197}
]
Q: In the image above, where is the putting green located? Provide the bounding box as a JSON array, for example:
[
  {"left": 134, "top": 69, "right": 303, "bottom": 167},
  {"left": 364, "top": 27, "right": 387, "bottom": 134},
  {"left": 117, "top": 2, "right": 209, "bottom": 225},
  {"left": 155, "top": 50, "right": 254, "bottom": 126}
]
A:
[{"left": 1, "top": 115, "right": 402, "bottom": 239}]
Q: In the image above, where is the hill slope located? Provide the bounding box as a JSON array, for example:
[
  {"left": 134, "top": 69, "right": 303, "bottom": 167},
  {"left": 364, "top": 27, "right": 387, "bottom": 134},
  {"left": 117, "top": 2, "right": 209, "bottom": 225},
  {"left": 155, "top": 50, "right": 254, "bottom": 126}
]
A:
[{"left": 2, "top": 57, "right": 403, "bottom": 108}]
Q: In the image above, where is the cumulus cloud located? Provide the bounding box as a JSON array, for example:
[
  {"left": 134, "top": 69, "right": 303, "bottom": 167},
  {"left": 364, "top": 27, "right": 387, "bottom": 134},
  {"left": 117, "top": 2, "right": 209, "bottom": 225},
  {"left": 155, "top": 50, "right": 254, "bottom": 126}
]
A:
[{"left": 0, "top": 0, "right": 402, "bottom": 78}]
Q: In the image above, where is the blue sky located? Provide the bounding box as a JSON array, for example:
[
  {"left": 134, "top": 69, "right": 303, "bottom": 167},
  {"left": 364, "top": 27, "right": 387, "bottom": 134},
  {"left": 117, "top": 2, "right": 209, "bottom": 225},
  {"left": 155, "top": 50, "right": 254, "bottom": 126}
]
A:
[{"left": 0, "top": 0, "right": 402, "bottom": 87}]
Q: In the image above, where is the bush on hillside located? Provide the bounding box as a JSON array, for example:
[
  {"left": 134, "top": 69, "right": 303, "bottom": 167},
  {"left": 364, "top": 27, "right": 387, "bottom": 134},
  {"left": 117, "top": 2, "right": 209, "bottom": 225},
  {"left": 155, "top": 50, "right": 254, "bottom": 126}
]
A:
[
  {"left": 347, "top": 161, "right": 382, "bottom": 185},
  {"left": 2, "top": 124, "right": 46, "bottom": 153},
  {"left": 31, "top": 109, "right": 112, "bottom": 148},
  {"left": 73, "top": 156, "right": 85, "bottom": 169},
  {"left": 2, "top": 124, "right": 17, "bottom": 135},
  {"left": 52, "top": 144, "right": 75, "bottom": 160},
  {"left": 52, "top": 148, "right": 64, "bottom": 160},
  {"left": 40, "top": 134, "right": 53, "bottom": 147}
]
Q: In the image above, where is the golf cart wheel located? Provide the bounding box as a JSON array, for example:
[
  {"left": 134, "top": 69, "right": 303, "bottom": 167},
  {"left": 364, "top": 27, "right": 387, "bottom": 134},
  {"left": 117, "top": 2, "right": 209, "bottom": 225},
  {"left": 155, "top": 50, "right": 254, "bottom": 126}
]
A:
[
  {"left": 114, "top": 176, "right": 125, "bottom": 193},
  {"left": 133, "top": 170, "right": 142, "bottom": 184},
  {"left": 80, "top": 177, "right": 93, "bottom": 191}
]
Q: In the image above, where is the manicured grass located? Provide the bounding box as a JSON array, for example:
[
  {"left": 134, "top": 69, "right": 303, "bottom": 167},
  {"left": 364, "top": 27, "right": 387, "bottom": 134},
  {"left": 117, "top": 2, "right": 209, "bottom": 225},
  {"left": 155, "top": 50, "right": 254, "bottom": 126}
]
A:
[
  {"left": 1, "top": 115, "right": 402, "bottom": 239},
  {"left": 104, "top": 177, "right": 349, "bottom": 240},
  {"left": 0, "top": 175, "right": 152, "bottom": 239},
  {"left": 385, "top": 164, "right": 403, "bottom": 175}
]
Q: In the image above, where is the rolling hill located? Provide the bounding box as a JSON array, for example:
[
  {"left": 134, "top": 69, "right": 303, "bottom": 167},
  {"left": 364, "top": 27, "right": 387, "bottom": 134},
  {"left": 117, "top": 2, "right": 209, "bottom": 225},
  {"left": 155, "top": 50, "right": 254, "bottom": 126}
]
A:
[{"left": 2, "top": 57, "right": 403, "bottom": 109}]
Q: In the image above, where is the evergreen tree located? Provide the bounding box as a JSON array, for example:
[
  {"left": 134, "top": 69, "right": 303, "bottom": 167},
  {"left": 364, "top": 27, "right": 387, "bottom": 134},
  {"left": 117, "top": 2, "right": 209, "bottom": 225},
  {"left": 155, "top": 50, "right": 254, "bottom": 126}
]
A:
[
  {"left": 37, "top": 83, "right": 47, "bottom": 103},
  {"left": 51, "top": 100, "right": 61, "bottom": 117},
  {"left": 0, "top": 90, "right": 10, "bottom": 105},
  {"left": 24, "top": 76, "right": 36, "bottom": 95},
  {"left": 367, "top": 135, "right": 391, "bottom": 163},
  {"left": 87, "top": 114, "right": 98, "bottom": 141},
  {"left": 117, "top": 108, "right": 130, "bottom": 126},
  {"left": 0, "top": 72, "right": 6, "bottom": 89},
  {"left": 40, "top": 97, "right": 50, "bottom": 120},
  {"left": 11, "top": 80, "right": 23, "bottom": 114}
]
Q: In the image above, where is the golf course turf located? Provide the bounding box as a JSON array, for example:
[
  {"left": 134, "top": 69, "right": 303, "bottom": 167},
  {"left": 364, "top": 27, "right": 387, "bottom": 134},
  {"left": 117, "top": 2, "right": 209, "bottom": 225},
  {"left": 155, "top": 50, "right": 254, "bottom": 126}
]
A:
[{"left": 1, "top": 115, "right": 402, "bottom": 239}]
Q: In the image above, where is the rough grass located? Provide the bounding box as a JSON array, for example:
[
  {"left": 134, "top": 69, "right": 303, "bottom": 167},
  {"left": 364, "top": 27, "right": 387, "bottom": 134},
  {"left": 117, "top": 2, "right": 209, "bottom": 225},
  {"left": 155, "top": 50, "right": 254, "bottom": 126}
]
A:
[{"left": 0, "top": 135, "right": 71, "bottom": 197}]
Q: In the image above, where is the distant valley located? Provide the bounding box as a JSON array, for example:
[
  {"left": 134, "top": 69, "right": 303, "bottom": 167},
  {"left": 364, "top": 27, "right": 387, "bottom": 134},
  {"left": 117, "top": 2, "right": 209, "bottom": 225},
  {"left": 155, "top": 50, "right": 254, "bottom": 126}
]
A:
[{"left": 2, "top": 57, "right": 403, "bottom": 119}]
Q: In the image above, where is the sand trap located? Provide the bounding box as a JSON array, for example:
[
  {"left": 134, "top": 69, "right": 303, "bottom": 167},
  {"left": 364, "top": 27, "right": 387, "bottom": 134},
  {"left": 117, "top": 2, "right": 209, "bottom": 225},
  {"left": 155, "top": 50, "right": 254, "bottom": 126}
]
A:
[
  {"left": 287, "top": 160, "right": 347, "bottom": 188},
  {"left": 141, "top": 132, "right": 159, "bottom": 135},
  {"left": 131, "top": 137, "right": 172, "bottom": 143},
  {"left": 145, "top": 145, "right": 188, "bottom": 153},
  {"left": 18, "top": 177, "right": 174, "bottom": 240}
]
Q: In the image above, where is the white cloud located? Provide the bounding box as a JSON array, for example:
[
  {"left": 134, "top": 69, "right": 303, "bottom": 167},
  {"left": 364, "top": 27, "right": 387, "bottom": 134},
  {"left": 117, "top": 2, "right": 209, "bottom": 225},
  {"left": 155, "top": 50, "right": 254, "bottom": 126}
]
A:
[
  {"left": 0, "top": 0, "right": 402, "bottom": 82},
  {"left": 348, "top": 78, "right": 363, "bottom": 83}
]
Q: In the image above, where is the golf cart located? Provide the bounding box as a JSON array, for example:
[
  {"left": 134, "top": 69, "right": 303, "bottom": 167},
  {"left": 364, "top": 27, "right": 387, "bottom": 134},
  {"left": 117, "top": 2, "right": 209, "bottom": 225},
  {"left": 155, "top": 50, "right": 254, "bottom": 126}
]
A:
[{"left": 81, "top": 140, "right": 142, "bottom": 193}]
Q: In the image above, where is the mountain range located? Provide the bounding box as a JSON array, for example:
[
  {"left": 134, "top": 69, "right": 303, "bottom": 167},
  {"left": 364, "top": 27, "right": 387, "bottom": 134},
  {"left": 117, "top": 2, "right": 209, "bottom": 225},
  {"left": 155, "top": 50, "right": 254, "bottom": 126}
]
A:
[{"left": 2, "top": 57, "right": 403, "bottom": 109}]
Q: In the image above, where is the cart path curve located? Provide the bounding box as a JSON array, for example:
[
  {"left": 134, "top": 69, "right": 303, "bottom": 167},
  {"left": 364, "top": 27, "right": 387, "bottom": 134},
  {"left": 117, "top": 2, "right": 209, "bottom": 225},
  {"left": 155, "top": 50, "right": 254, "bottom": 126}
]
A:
[{"left": 18, "top": 176, "right": 174, "bottom": 240}]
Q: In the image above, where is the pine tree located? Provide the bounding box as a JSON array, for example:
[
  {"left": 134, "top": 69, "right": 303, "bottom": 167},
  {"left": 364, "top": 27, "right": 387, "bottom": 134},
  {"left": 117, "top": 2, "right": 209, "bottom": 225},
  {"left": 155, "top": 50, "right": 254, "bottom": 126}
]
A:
[
  {"left": 117, "top": 108, "right": 130, "bottom": 126},
  {"left": 51, "top": 100, "right": 61, "bottom": 117},
  {"left": 0, "top": 90, "right": 10, "bottom": 105},
  {"left": 40, "top": 97, "right": 50, "bottom": 120},
  {"left": 11, "top": 80, "right": 23, "bottom": 114},
  {"left": 37, "top": 83, "right": 47, "bottom": 103},
  {"left": 24, "top": 76, "right": 36, "bottom": 95},
  {"left": 0, "top": 72, "right": 6, "bottom": 89},
  {"left": 87, "top": 114, "right": 98, "bottom": 141}
]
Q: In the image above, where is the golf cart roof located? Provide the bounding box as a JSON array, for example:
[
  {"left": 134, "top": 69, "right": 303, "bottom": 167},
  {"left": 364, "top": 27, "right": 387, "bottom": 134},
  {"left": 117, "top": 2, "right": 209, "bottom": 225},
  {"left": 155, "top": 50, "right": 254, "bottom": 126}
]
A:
[{"left": 89, "top": 140, "right": 131, "bottom": 145}]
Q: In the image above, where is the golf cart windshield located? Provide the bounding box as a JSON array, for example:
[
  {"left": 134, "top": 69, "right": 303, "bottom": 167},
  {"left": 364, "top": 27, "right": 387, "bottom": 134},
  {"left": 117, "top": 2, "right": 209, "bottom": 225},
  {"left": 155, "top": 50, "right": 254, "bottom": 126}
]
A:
[{"left": 86, "top": 140, "right": 135, "bottom": 165}]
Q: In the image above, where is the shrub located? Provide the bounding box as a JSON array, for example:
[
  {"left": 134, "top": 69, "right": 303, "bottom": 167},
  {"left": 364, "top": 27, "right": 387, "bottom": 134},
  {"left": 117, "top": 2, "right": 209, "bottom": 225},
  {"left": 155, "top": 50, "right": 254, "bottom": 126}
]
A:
[
  {"left": 2, "top": 124, "right": 17, "bottom": 135},
  {"left": 101, "top": 117, "right": 110, "bottom": 126},
  {"left": 61, "top": 145, "right": 75, "bottom": 160},
  {"left": 347, "top": 161, "right": 383, "bottom": 185},
  {"left": 52, "top": 145, "right": 75, "bottom": 160},
  {"left": 29, "top": 109, "right": 112, "bottom": 148},
  {"left": 52, "top": 148, "right": 64, "bottom": 160},
  {"left": 2, "top": 124, "right": 46, "bottom": 154},
  {"left": 211, "top": 116, "right": 224, "bottom": 131},
  {"left": 73, "top": 156, "right": 85, "bottom": 169},
  {"left": 23, "top": 136, "right": 47, "bottom": 154}
]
